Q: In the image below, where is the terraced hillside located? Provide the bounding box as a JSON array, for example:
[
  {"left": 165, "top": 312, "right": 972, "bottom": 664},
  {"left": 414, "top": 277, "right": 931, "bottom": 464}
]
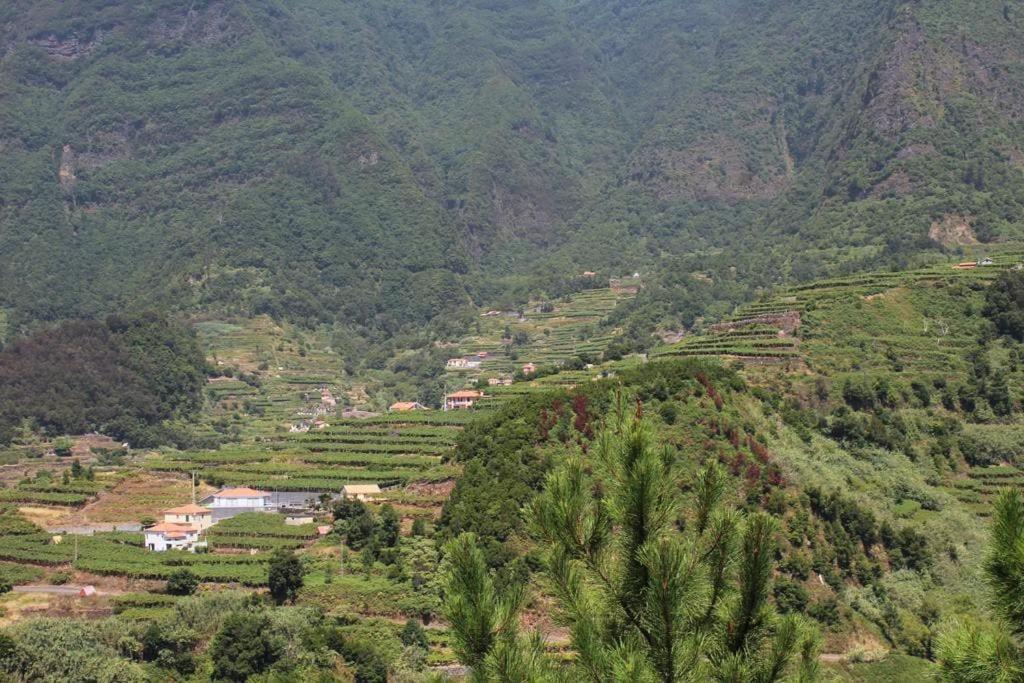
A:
[
  {"left": 450, "top": 285, "right": 633, "bottom": 376},
  {"left": 655, "top": 248, "right": 1024, "bottom": 530},
  {"left": 145, "top": 414, "right": 462, "bottom": 500},
  {"left": 654, "top": 249, "right": 1024, "bottom": 371},
  {"left": 195, "top": 317, "right": 347, "bottom": 439}
]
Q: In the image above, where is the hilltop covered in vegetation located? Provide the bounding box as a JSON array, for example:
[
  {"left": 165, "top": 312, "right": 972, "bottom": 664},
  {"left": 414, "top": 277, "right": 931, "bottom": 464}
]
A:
[
  {"left": 2, "top": 0, "right": 1024, "bottom": 339},
  {"left": 0, "top": 313, "right": 208, "bottom": 448}
]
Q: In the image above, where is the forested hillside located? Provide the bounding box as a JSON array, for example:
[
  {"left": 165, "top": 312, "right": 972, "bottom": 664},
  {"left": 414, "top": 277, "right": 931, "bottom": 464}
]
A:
[{"left": 2, "top": 0, "right": 1023, "bottom": 337}]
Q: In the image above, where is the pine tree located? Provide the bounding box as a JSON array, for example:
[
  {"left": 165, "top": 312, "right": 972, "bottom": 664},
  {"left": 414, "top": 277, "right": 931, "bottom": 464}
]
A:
[
  {"left": 938, "top": 489, "right": 1024, "bottom": 680},
  {"left": 443, "top": 403, "right": 820, "bottom": 682}
]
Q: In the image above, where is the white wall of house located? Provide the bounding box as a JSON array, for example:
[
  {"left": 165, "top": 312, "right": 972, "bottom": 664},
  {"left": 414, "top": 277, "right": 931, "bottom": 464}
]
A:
[
  {"left": 211, "top": 496, "right": 269, "bottom": 508},
  {"left": 144, "top": 531, "right": 198, "bottom": 552}
]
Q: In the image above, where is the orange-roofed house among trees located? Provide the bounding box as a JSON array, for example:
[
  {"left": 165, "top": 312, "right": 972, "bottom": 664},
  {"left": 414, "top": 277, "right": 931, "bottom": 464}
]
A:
[{"left": 445, "top": 390, "right": 483, "bottom": 410}]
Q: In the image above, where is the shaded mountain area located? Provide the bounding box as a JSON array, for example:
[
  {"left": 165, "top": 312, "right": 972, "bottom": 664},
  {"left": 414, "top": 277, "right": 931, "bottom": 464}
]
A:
[{"left": 1, "top": 0, "right": 1023, "bottom": 335}]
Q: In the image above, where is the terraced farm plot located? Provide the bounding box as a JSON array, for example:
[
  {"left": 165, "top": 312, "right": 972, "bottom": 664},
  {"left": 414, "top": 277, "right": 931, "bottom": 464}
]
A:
[
  {"left": 195, "top": 316, "right": 347, "bottom": 437},
  {"left": 455, "top": 286, "right": 633, "bottom": 376},
  {"left": 952, "top": 466, "right": 1024, "bottom": 518},
  {"left": 0, "top": 532, "right": 270, "bottom": 584},
  {"left": 64, "top": 473, "right": 213, "bottom": 525},
  {"left": 0, "top": 475, "right": 117, "bottom": 510},
  {"left": 206, "top": 512, "right": 320, "bottom": 550},
  {"left": 652, "top": 251, "right": 1024, "bottom": 379},
  {"left": 144, "top": 412, "right": 461, "bottom": 500}
]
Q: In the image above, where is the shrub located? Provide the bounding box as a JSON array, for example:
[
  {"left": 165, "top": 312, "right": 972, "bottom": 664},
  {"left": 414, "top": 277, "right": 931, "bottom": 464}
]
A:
[
  {"left": 165, "top": 569, "right": 198, "bottom": 596},
  {"left": 49, "top": 571, "right": 71, "bottom": 585},
  {"left": 267, "top": 550, "right": 304, "bottom": 605},
  {"left": 211, "top": 612, "right": 282, "bottom": 682},
  {"left": 959, "top": 424, "right": 1024, "bottom": 466},
  {"left": 773, "top": 578, "right": 809, "bottom": 614},
  {"left": 52, "top": 438, "right": 73, "bottom": 458},
  {"left": 399, "top": 618, "right": 428, "bottom": 650},
  {"left": 808, "top": 597, "right": 840, "bottom": 625}
]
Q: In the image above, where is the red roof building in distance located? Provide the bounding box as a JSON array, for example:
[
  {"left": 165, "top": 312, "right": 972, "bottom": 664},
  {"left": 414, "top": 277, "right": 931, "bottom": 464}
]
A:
[{"left": 163, "top": 503, "right": 213, "bottom": 529}]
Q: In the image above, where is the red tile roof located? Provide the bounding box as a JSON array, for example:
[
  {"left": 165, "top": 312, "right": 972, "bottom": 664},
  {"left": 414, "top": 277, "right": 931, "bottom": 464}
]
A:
[
  {"left": 447, "top": 390, "right": 482, "bottom": 399},
  {"left": 147, "top": 522, "right": 198, "bottom": 534}
]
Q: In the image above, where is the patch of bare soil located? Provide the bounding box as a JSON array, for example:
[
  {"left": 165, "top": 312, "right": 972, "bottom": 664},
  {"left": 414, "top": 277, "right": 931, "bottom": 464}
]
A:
[
  {"left": 404, "top": 479, "right": 456, "bottom": 497},
  {"left": 929, "top": 214, "right": 979, "bottom": 247},
  {"left": 67, "top": 472, "right": 211, "bottom": 524}
]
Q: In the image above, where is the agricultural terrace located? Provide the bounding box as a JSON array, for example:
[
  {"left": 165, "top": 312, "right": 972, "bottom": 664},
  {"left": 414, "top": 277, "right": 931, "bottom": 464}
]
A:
[
  {"left": 453, "top": 286, "right": 634, "bottom": 377},
  {"left": 0, "top": 531, "right": 270, "bottom": 584},
  {"left": 195, "top": 317, "right": 347, "bottom": 439},
  {"left": 144, "top": 410, "right": 465, "bottom": 511},
  {"left": 655, "top": 247, "right": 1024, "bottom": 526},
  {"left": 653, "top": 250, "right": 1024, "bottom": 375}
]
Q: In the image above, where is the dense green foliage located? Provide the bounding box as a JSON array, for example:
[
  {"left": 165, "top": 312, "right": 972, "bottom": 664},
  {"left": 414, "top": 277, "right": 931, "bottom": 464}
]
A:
[
  {"left": 984, "top": 270, "right": 1024, "bottom": 342},
  {"left": 0, "top": 312, "right": 208, "bottom": 446},
  {"left": 443, "top": 409, "right": 819, "bottom": 681},
  {"left": 267, "top": 549, "right": 304, "bottom": 605},
  {"left": 938, "top": 490, "right": 1024, "bottom": 680},
  {"left": 2, "top": 0, "right": 1023, "bottom": 340}
]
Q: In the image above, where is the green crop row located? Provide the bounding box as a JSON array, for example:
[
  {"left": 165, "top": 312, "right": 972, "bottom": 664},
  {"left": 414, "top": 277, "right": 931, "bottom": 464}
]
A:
[
  {"left": 210, "top": 513, "right": 318, "bottom": 538},
  {"left": 296, "top": 453, "right": 438, "bottom": 468},
  {"left": 207, "top": 535, "right": 307, "bottom": 550},
  {"left": 298, "top": 439, "right": 447, "bottom": 455},
  {"left": 0, "top": 490, "right": 90, "bottom": 506},
  {"left": 0, "top": 535, "right": 271, "bottom": 584}
]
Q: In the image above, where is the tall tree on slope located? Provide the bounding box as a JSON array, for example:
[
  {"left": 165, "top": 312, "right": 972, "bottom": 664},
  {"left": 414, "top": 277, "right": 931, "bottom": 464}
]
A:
[
  {"left": 442, "top": 402, "right": 820, "bottom": 681},
  {"left": 938, "top": 489, "right": 1024, "bottom": 681}
]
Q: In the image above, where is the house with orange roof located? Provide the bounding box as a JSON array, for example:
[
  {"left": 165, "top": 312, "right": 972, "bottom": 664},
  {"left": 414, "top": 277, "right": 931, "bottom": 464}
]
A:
[
  {"left": 144, "top": 522, "right": 200, "bottom": 552},
  {"left": 389, "top": 401, "right": 427, "bottom": 412},
  {"left": 163, "top": 503, "right": 213, "bottom": 530},
  {"left": 444, "top": 390, "right": 483, "bottom": 410},
  {"left": 211, "top": 487, "right": 272, "bottom": 509}
]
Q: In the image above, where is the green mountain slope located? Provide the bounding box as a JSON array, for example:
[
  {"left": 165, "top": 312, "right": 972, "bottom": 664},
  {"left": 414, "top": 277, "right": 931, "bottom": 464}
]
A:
[
  {"left": 442, "top": 260, "right": 1024, "bottom": 667},
  {"left": 2, "top": 0, "right": 1023, "bottom": 334}
]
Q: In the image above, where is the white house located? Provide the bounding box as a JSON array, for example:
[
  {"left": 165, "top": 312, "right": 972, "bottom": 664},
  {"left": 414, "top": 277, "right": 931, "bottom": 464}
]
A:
[
  {"left": 144, "top": 522, "right": 200, "bottom": 552},
  {"left": 444, "top": 390, "right": 483, "bottom": 410},
  {"left": 341, "top": 484, "right": 382, "bottom": 501},
  {"left": 211, "top": 487, "right": 272, "bottom": 508},
  {"left": 163, "top": 504, "right": 213, "bottom": 531},
  {"left": 446, "top": 357, "right": 469, "bottom": 369}
]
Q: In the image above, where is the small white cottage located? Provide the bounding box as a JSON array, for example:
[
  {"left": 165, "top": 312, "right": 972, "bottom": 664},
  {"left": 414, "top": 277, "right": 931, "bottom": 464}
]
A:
[
  {"left": 144, "top": 522, "right": 200, "bottom": 552},
  {"left": 211, "top": 487, "right": 272, "bottom": 509}
]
